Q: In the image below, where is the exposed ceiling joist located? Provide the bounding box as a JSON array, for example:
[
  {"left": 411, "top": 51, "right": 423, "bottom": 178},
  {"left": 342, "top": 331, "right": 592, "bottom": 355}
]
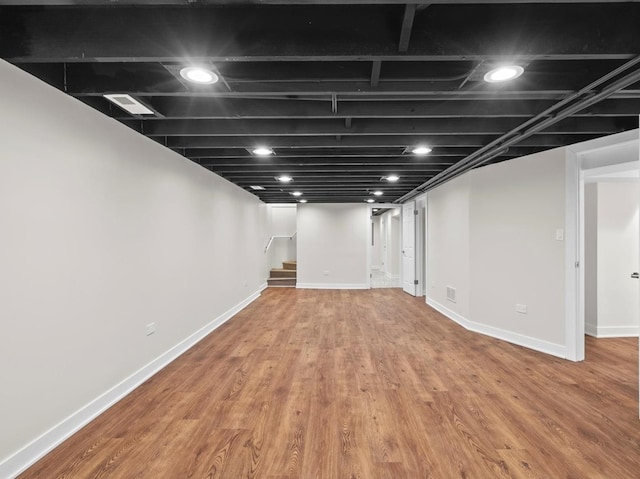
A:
[
  {"left": 2, "top": 1, "right": 638, "bottom": 203},
  {"left": 3, "top": 5, "right": 640, "bottom": 62}
]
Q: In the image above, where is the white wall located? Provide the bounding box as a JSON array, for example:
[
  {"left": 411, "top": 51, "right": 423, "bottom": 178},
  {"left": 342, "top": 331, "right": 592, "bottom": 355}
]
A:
[
  {"left": 586, "top": 181, "right": 640, "bottom": 337},
  {"left": 427, "top": 174, "right": 471, "bottom": 320},
  {"left": 380, "top": 209, "right": 401, "bottom": 278},
  {"left": 469, "top": 149, "right": 567, "bottom": 349},
  {"left": 297, "top": 204, "right": 369, "bottom": 288},
  {"left": 427, "top": 148, "right": 568, "bottom": 357},
  {"left": 584, "top": 183, "right": 599, "bottom": 332},
  {"left": 0, "top": 60, "right": 268, "bottom": 476}
]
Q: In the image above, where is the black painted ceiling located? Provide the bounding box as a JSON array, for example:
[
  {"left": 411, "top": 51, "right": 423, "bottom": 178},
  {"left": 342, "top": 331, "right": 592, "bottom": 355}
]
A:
[{"left": 2, "top": 0, "right": 639, "bottom": 203}]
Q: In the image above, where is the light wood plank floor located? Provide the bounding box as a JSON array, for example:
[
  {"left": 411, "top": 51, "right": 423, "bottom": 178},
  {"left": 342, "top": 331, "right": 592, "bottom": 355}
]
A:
[{"left": 20, "top": 288, "right": 639, "bottom": 478}]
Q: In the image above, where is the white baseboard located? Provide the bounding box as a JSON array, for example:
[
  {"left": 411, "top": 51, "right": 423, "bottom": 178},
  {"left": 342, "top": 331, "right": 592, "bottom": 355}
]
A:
[
  {"left": 426, "top": 298, "right": 566, "bottom": 359},
  {"left": 589, "top": 325, "right": 639, "bottom": 338},
  {"left": 296, "top": 283, "right": 370, "bottom": 290},
  {"left": 585, "top": 322, "right": 598, "bottom": 337},
  {"left": 0, "top": 288, "right": 264, "bottom": 479}
]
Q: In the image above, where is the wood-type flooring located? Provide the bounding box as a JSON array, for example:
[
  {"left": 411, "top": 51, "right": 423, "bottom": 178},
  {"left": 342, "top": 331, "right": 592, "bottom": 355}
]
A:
[{"left": 19, "top": 288, "right": 640, "bottom": 478}]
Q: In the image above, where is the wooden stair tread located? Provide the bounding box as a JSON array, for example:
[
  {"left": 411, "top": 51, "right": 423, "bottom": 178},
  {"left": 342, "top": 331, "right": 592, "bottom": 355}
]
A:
[{"left": 282, "top": 260, "right": 297, "bottom": 270}]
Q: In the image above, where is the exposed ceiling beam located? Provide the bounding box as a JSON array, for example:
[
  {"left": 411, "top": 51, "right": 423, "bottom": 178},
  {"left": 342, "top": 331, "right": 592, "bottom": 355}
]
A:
[
  {"left": 398, "top": 4, "right": 417, "bottom": 53},
  {"left": 370, "top": 60, "right": 382, "bottom": 88},
  {"left": 3, "top": 4, "right": 639, "bottom": 62},
  {"left": 5, "top": 1, "right": 640, "bottom": 6},
  {"left": 95, "top": 98, "right": 640, "bottom": 120},
  {"left": 132, "top": 116, "right": 633, "bottom": 137},
  {"left": 167, "top": 134, "right": 601, "bottom": 149},
  {"left": 181, "top": 146, "right": 538, "bottom": 158}
]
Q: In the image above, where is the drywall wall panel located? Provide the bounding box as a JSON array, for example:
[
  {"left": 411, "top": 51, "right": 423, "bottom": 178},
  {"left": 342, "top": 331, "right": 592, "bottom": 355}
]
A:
[
  {"left": 426, "top": 174, "right": 471, "bottom": 319},
  {"left": 584, "top": 183, "right": 599, "bottom": 335},
  {"left": 0, "top": 60, "right": 267, "bottom": 470},
  {"left": 297, "top": 203, "right": 369, "bottom": 287},
  {"left": 469, "top": 148, "right": 566, "bottom": 347}
]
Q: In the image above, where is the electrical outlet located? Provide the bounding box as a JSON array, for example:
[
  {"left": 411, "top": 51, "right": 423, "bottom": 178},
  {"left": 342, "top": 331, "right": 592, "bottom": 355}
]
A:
[
  {"left": 145, "top": 322, "right": 156, "bottom": 336},
  {"left": 555, "top": 229, "right": 564, "bottom": 241},
  {"left": 516, "top": 304, "right": 527, "bottom": 314},
  {"left": 323, "top": 270, "right": 329, "bottom": 276}
]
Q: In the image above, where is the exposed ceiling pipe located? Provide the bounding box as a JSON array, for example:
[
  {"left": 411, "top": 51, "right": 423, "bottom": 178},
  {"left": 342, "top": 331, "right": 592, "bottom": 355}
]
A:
[
  {"left": 424, "top": 65, "right": 640, "bottom": 192},
  {"left": 396, "top": 54, "right": 640, "bottom": 203}
]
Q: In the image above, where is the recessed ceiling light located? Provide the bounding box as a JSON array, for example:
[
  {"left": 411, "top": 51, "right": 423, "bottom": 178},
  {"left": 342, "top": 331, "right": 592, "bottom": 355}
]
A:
[
  {"left": 252, "top": 147, "right": 274, "bottom": 156},
  {"left": 483, "top": 65, "right": 524, "bottom": 83},
  {"left": 103, "top": 94, "right": 154, "bottom": 115},
  {"left": 276, "top": 175, "right": 293, "bottom": 182},
  {"left": 249, "top": 185, "right": 265, "bottom": 190},
  {"left": 372, "top": 190, "right": 383, "bottom": 196},
  {"left": 384, "top": 175, "right": 400, "bottom": 182},
  {"left": 291, "top": 191, "right": 303, "bottom": 197},
  {"left": 180, "top": 67, "right": 219, "bottom": 85},
  {"left": 366, "top": 199, "right": 375, "bottom": 203},
  {"left": 299, "top": 199, "right": 307, "bottom": 203},
  {"left": 411, "top": 146, "right": 432, "bottom": 155}
]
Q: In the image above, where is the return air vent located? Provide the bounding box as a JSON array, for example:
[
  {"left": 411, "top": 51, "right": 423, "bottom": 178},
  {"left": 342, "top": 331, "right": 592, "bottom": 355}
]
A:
[
  {"left": 103, "top": 94, "right": 154, "bottom": 115},
  {"left": 446, "top": 286, "right": 457, "bottom": 303}
]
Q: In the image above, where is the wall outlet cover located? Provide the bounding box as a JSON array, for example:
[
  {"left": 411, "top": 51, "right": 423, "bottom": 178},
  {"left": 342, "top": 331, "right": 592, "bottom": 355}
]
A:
[{"left": 516, "top": 304, "right": 527, "bottom": 314}]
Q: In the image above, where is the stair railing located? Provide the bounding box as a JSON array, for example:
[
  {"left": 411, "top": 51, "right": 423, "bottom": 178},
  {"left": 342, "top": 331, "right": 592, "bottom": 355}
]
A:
[{"left": 264, "top": 232, "right": 297, "bottom": 253}]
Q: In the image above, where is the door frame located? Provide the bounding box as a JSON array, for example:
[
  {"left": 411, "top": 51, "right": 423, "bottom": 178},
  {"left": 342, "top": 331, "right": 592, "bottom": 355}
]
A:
[{"left": 565, "top": 129, "right": 639, "bottom": 362}]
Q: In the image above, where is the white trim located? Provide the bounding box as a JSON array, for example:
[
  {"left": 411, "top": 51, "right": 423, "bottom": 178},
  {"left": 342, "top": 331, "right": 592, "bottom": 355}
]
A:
[
  {"left": 427, "top": 298, "right": 566, "bottom": 359},
  {"left": 587, "top": 325, "right": 639, "bottom": 338},
  {"left": 296, "top": 283, "right": 370, "bottom": 290},
  {"left": 568, "top": 129, "right": 640, "bottom": 365},
  {"left": 0, "top": 288, "right": 265, "bottom": 479},
  {"left": 565, "top": 149, "right": 583, "bottom": 361}
]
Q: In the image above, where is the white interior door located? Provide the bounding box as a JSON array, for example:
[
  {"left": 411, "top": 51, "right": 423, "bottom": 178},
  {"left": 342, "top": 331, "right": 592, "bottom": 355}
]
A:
[{"left": 402, "top": 201, "right": 416, "bottom": 295}]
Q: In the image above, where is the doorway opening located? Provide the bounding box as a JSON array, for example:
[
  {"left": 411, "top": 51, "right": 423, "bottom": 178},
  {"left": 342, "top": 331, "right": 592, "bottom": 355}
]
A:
[
  {"left": 370, "top": 205, "right": 401, "bottom": 288},
  {"left": 566, "top": 129, "right": 639, "bottom": 362}
]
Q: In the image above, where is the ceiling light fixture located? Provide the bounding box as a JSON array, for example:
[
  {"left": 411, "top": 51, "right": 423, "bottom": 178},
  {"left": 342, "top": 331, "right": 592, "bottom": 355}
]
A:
[
  {"left": 383, "top": 175, "right": 400, "bottom": 182},
  {"left": 372, "top": 191, "right": 383, "bottom": 196},
  {"left": 249, "top": 185, "right": 265, "bottom": 190},
  {"left": 291, "top": 191, "right": 303, "bottom": 197},
  {"left": 366, "top": 199, "right": 375, "bottom": 203},
  {"left": 299, "top": 199, "right": 307, "bottom": 203},
  {"left": 252, "top": 147, "right": 274, "bottom": 156},
  {"left": 179, "top": 66, "right": 219, "bottom": 85},
  {"left": 483, "top": 65, "right": 524, "bottom": 83},
  {"left": 411, "top": 146, "right": 432, "bottom": 155},
  {"left": 276, "top": 175, "right": 293, "bottom": 182}
]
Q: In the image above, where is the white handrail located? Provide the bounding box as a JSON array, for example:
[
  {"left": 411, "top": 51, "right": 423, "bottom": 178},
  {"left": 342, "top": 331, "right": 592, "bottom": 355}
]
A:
[{"left": 264, "top": 232, "right": 296, "bottom": 253}]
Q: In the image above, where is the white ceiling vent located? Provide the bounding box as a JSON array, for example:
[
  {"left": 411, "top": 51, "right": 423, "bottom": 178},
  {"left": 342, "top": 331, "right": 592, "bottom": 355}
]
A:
[{"left": 103, "top": 94, "right": 154, "bottom": 115}]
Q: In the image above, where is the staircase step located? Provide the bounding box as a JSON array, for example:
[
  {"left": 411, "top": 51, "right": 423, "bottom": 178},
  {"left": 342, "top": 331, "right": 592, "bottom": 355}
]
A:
[
  {"left": 283, "top": 260, "right": 297, "bottom": 271},
  {"left": 270, "top": 268, "right": 297, "bottom": 278},
  {"left": 267, "top": 277, "right": 296, "bottom": 287}
]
